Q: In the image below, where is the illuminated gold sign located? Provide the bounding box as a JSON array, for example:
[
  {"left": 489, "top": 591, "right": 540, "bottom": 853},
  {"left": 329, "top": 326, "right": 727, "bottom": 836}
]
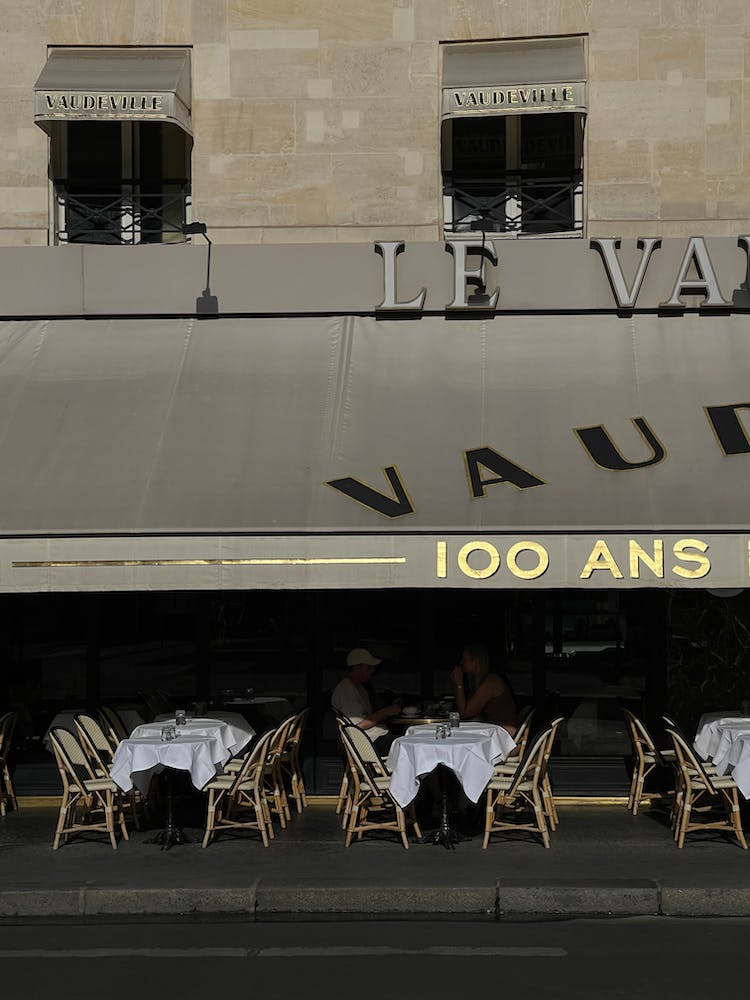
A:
[
  {"left": 41, "top": 92, "right": 164, "bottom": 114},
  {"left": 451, "top": 84, "right": 575, "bottom": 110}
]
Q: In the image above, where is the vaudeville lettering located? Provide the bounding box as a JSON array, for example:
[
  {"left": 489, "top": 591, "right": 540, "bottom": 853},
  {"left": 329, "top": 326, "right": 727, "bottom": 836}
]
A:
[
  {"left": 43, "top": 93, "right": 164, "bottom": 112},
  {"left": 374, "top": 236, "right": 746, "bottom": 311},
  {"left": 451, "top": 85, "right": 574, "bottom": 110},
  {"left": 326, "top": 405, "right": 750, "bottom": 518}
]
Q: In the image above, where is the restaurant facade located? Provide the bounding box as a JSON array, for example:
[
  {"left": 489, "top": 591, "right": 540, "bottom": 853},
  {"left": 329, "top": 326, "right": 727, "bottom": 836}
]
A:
[{"left": 1, "top": 1, "right": 750, "bottom": 791}]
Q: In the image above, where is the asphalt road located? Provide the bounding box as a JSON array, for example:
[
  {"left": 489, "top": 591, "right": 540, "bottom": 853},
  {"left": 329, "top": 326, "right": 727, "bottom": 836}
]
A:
[{"left": 1, "top": 916, "right": 747, "bottom": 1000}]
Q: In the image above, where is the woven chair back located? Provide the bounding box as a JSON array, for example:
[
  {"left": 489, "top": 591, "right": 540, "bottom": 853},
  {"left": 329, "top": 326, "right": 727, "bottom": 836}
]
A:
[
  {"left": 0, "top": 712, "right": 16, "bottom": 754},
  {"left": 665, "top": 727, "right": 717, "bottom": 794},
  {"left": 341, "top": 724, "right": 389, "bottom": 792},
  {"left": 506, "top": 724, "right": 552, "bottom": 797},
  {"left": 227, "top": 728, "right": 275, "bottom": 795},
  {"left": 100, "top": 706, "right": 129, "bottom": 742},
  {"left": 75, "top": 713, "right": 114, "bottom": 771},
  {"left": 50, "top": 727, "right": 96, "bottom": 785}
]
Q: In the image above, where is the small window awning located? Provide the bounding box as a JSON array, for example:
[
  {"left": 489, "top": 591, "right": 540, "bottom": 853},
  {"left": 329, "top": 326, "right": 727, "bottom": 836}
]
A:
[
  {"left": 441, "top": 36, "right": 586, "bottom": 118},
  {"left": 34, "top": 47, "right": 192, "bottom": 136}
]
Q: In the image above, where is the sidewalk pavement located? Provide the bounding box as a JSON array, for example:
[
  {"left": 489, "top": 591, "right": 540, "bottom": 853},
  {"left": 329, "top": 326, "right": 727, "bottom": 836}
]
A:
[{"left": 1, "top": 797, "right": 749, "bottom": 921}]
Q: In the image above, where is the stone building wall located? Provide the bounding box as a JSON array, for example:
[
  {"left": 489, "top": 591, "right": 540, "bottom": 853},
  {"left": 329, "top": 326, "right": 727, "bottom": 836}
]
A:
[{"left": 1, "top": 0, "right": 748, "bottom": 245}]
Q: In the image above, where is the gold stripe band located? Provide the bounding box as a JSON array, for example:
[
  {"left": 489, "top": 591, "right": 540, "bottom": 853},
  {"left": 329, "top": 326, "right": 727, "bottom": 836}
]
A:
[{"left": 12, "top": 556, "right": 407, "bottom": 569}]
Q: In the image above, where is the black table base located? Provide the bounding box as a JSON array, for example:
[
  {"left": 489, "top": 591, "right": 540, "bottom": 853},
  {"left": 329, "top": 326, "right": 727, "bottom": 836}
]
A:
[
  {"left": 145, "top": 768, "right": 192, "bottom": 850},
  {"left": 417, "top": 764, "right": 471, "bottom": 850}
]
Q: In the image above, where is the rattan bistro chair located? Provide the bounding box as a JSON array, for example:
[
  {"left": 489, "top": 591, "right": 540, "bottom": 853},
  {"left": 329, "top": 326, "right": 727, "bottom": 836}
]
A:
[
  {"left": 99, "top": 706, "right": 129, "bottom": 746},
  {"left": 280, "top": 707, "right": 310, "bottom": 813},
  {"left": 0, "top": 711, "right": 19, "bottom": 815},
  {"left": 666, "top": 727, "right": 747, "bottom": 850},
  {"left": 623, "top": 709, "right": 667, "bottom": 815},
  {"left": 49, "top": 728, "right": 128, "bottom": 850},
  {"left": 262, "top": 715, "right": 297, "bottom": 830},
  {"left": 483, "top": 724, "right": 553, "bottom": 849},
  {"left": 341, "top": 724, "right": 421, "bottom": 849},
  {"left": 74, "top": 713, "right": 115, "bottom": 776},
  {"left": 202, "top": 729, "right": 276, "bottom": 848}
]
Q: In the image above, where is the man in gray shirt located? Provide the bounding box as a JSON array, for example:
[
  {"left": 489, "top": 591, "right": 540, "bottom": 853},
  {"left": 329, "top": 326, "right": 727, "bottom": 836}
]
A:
[{"left": 331, "top": 648, "right": 401, "bottom": 749}]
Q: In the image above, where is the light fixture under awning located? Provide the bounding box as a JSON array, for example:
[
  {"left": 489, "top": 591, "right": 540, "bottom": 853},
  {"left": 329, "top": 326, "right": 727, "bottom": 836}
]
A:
[
  {"left": 441, "top": 36, "right": 586, "bottom": 118},
  {"left": 34, "top": 47, "right": 192, "bottom": 135}
]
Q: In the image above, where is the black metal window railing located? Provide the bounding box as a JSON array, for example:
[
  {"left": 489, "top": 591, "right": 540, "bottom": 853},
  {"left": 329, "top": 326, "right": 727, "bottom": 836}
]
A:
[
  {"left": 54, "top": 178, "right": 191, "bottom": 245},
  {"left": 444, "top": 172, "right": 583, "bottom": 236}
]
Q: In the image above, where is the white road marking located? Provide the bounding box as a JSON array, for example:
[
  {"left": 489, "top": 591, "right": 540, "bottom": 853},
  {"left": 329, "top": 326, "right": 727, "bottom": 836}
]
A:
[{"left": 0, "top": 945, "right": 567, "bottom": 959}]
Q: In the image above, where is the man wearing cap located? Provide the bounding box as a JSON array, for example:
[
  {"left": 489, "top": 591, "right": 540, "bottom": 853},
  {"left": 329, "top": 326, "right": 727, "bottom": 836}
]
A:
[{"left": 331, "top": 648, "right": 401, "bottom": 749}]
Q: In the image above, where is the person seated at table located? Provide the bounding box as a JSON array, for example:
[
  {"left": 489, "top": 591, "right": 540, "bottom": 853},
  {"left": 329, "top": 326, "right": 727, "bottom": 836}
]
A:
[
  {"left": 331, "top": 648, "right": 401, "bottom": 751},
  {"left": 451, "top": 642, "right": 518, "bottom": 737}
]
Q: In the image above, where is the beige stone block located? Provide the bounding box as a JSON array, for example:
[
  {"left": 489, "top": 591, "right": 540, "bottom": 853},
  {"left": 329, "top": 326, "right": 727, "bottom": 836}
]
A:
[
  {"left": 0, "top": 185, "right": 48, "bottom": 226},
  {"left": 590, "top": 49, "right": 638, "bottom": 82},
  {"left": 590, "top": 27, "right": 639, "bottom": 52},
  {"left": 638, "top": 30, "right": 706, "bottom": 81},
  {"left": 586, "top": 0, "right": 661, "bottom": 28},
  {"left": 330, "top": 154, "right": 437, "bottom": 226},
  {"left": 716, "top": 177, "right": 750, "bottom": 217},
  {"left": 194, "top": 199, "right": 270, "bottom": 227},
  {"left": 305, "top": 110, "right": 326, "bottom": 144},
  {"left": 653, "top": 139, "right": 705, "bottom": 178},
  {"left": 230, "top": 29, "right": 319, "bottom": 49},
  {"left": 587, "top": 183, "right": 661, "bottom": 221},
  {"left": 3, "top": 34, "right": 49, "bottom": 89},
  {"left": 206, "top": 227, "right": 263, "bottom": 244},
  {"left": 260, "top": 227, "right": 338, "bottom": 243},
  {"left": 705, "top": 135, "right": 743, "bottom": 175},
  {"left": 321, "top": 44, "right": 413, "bottom": 98},
  {"left": 231, "top": 48, "right": 319, "bottom": 99},
  {"left": 392, "top": 8, "right": 415, "bottom": 43},
  {"left": 48, "top": 15, "right": 80, "bottom": 43},
  {"left": 293, "top": 97, "right": 436, "bottom": 155},
  {"left": 590, "top": 81, "right": 706, "bottom": 140},
  {"left": 411, "top": 42, "right": 438, "bottom": 80},
  {"left": 228, "top": 1, "right": 393, "bottom": 43},
  {"left": 702, "top": 0, "right": 749, "bottom": 26},
  {"left": 706, "top": 28, "right": 744, "bottom": 80},
  {"left": 659, "top": 0, "right": 702, "bottom": 26},
  {"left": 0, "top": 228, "right": 48, "bottom": 247},
  {"left": 706, "top": 95, "right": 732, "bottom": 125},
  {"left": 413, "top": 0, "right": 528, "bottom": 41},
  {"left": 657, "top": 177, "right": 707, "bottom": 219},
  {"left": 706, "top": 79, "right": 742, "bottom": 131},
  {"left": 194, "top": 44, "right": 232, "bottom": 99},
  {"left": 307, "top": 79, "right": 333, "bottom": 99},
  {"left": 335, "top": 224, "right": 438, "bottom": 242},
  {"left": 191, "top": 99, "right": 295, "bottom": 155},
  {"left": 588, "top": 220, "right": 660, "bottom": 239},
  {"left": 192, "top": 0, "right": 228, "bottom": 43},
  {"left": 587, "top": 139, "right": 652, "bottom": 183}
]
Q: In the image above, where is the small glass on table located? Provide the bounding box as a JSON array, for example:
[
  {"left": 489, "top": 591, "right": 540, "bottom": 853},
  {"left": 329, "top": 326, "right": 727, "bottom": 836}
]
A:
[
  {"left": 160, "top": 724, "right": 177, "bottom": 742},
  {"left": 175, "top": 709, "right": 187, "bottom": 726},
  {"left": 448, "top": 711, "right": 460, "bottom": 731}
]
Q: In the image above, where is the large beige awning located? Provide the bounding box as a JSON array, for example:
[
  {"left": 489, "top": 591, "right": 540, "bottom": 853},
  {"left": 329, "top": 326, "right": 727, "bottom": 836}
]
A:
[
  {"left": 441, "top": 36, "right": 586, "bottom": 118},
  {"left": 0, "top": 314, "right": 749, "bottom": 593},
  {"left": 34, "top": 47, "right": 192, "bottom": 135}
]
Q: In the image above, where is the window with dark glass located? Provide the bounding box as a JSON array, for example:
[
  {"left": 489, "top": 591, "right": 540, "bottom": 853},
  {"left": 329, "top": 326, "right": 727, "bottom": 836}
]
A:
[
  {"left": 441, "top": 38, "right": 586, "bottom": 237},
  {"left": 52, "top": 121, "right": 191, "bottom": 245}
]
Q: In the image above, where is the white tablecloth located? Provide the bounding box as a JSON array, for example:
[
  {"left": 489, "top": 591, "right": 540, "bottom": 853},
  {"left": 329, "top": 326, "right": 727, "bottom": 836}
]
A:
[
  {"left": 710, "top": 721, "right": 750, "bottom": 773},
  {"left": 110, "top": 735, "right": 225, "bottom": 795},
  {"left": 387, "top": 724, "right": 516, "bottom": 808},
  {"left": 694, "top": 712, "right": 750, "bottom": 760},
  {"left": 136, "top": 716, "right": 254, "bottom": 759},
  {"left": 43, "top": 708, "right": 144, "bottom": 750},
  {"left": 719, "top": 735, "right": 750, "bottom": 798}
]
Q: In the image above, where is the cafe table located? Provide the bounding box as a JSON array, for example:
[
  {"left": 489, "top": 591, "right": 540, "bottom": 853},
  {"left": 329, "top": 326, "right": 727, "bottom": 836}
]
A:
[
  {"left": 386, "top": 722, "right": 516, "bottom": 849},
  {"left": 110, "top": 717, "right": 254, "bottom": 849},
  {"left": 148, "top": 715, "right": 255, "bottom": 758},
  {"left": 694, "top": 712, "right": 750, "bottom": 761},
  {"left": 715, "top": 733, "right": 750, "bottom": 798}
]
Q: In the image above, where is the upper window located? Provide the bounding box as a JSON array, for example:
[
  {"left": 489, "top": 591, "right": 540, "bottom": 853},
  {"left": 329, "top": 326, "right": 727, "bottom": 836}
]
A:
[
  {"left": 441, "top": 37, "right": 586, "bottom": 238},
  {"left": 34, "top": 48, "right": 192, "bottom": 245}
]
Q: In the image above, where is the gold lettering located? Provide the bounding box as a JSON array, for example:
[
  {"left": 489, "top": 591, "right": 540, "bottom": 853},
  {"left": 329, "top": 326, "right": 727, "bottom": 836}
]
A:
[
  {"left": 580, "top": 540, "right": 624, "bottom": 580},
  {"left": 468, "top": 92, "right": 478, "bottom": 106},
  {"left": 629, "top": 539, "right": 664, "bottom": 579},
  {"left": 153, "top": 95, "right": 162, "bottom": 110},
  {"left": 457, "top": 541, "right": 501, "bottom": 580},
  {"left": 436, "top": 541, "right": 447, "bottom": 579},
  {"left": 83, "top": 95, "right": 95, "bottom": 109},
  {"left": 59, "top": 95, "right": 68, "bottom": 109},
  {"left": 550, "top": 87, "right": 558, "bottom": 101},
  {"left": 562, "top": 86, "right": 573, "bottom": 101},
  {"left": 453, "top": 91, "right": 466, "bottom": 108},
  {"left": 45, "top": 94, "right": 55, "bottom": 110},
  {"left": 508, "top": 89, "right": 518, "bottom": 104},
  {"left": 507, "top": 541, "right": 549, "bottom": 580},
  {"left": 672, "top": 539, "right": 710, "bottom": 579},
  {"left": 519, "top": 88, "right": 531, "bottom": 103}
]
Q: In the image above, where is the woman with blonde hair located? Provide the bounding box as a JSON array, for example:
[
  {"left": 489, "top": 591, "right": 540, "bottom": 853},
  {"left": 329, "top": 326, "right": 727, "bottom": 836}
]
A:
[{"left": 451, "top": 642, "right": 518, "bottom": 737}]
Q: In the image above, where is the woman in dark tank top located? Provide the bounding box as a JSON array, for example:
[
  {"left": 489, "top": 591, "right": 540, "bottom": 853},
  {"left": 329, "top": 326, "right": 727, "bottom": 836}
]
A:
[{"left": 451, "top": 642, "right": 518, "bottom": 737}]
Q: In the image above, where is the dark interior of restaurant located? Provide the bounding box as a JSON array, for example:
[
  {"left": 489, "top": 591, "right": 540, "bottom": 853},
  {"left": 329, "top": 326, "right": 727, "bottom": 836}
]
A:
[{"left": 0, "top": 586, "right": 691, "bottom": 797}]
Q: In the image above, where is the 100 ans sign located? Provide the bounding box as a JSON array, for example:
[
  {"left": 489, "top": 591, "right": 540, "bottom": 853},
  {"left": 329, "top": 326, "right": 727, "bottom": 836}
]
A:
[{"left": 441, "top": 538, "right": 713, "bottom": 582}]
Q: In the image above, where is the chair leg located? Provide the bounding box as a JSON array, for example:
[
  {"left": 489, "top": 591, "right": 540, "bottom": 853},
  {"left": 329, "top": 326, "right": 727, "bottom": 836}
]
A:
[
  {"left": 396, "top": 805, "right": 409, "bottom": 850},
  {"left": 53, "top": 791, "right": 72, "bottom": 850},
  {"left": 725, "top": 788, "right": 748, "bottom": 850},
  {"left": 202, "top": 788, "right": 217, "bottom": 848},
  {"left": 104, "top": 791, "right": 118, "bottom": 850}
]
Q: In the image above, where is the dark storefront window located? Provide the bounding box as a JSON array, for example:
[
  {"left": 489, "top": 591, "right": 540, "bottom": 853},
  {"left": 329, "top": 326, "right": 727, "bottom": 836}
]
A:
[
  {"left": 442, "top": 110, "right": 584, "bottom": 236},
  {"left": 52, "top": 120, "right": 191, "bottom": 245}
]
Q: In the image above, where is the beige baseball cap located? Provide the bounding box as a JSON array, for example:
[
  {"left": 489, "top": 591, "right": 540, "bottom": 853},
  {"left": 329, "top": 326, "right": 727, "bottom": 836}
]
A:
[{"left": 346, "top": 647, "right": 381, "bottom": 667}]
